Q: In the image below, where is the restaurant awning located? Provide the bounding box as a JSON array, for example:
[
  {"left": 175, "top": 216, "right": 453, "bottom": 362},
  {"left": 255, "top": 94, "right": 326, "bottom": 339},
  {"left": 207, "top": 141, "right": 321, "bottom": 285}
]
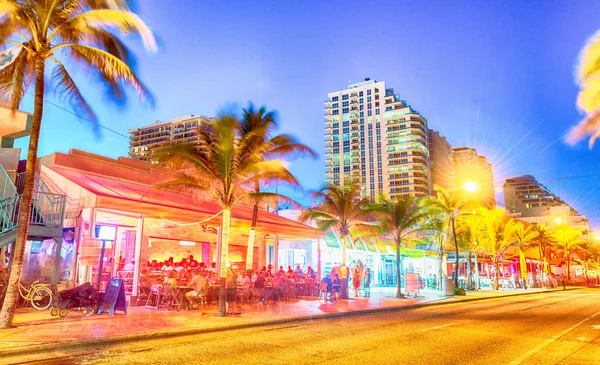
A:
[{"left": 48, "top": 166, "right": 323, "bottom": 240}]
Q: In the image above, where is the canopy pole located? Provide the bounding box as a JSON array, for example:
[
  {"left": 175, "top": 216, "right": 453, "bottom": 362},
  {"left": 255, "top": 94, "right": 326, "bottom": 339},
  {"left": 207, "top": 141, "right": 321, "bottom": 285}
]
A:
[{"left": 317, "top": 238, "right": 322, "bottom": 280}]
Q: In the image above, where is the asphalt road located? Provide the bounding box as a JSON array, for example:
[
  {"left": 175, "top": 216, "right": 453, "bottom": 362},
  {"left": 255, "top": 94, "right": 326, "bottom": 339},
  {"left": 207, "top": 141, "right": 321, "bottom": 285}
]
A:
[{"left": 11, "top": 288, "right": 600, "bottom": 365}]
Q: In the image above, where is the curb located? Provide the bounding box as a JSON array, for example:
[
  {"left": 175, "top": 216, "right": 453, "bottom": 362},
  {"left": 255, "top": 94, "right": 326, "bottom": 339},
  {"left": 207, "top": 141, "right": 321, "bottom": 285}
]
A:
[{"left": 0, "top": 287, "right": 581, "bottom": 359}]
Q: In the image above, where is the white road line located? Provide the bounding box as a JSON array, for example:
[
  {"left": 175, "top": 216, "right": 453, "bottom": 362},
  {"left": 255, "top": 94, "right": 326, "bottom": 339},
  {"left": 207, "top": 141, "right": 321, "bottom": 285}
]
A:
[
  {"left": 421, "top": 323, "right": 455, "bottom": 332},
  {"left": 508, "top": 309, "right": 600, "bottom": 365}
]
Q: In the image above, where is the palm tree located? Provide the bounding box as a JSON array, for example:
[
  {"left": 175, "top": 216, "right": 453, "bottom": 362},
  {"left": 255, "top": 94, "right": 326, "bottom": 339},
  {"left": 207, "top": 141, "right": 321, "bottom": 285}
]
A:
[
  {"left": 0, "top": 0, "right": 156, "bottom": 328},
  {"left": 529, "top": 224, "right": 556, "bottom": 287},
  {"left": 299, "top": 184, "right": 378, "bottom": 299},
  {"left": 375, "top": 196, "right": 428, "bottom": 298},
  {"left": 567, "top": 30, "right": 600, "bottom": 147},
  {"left": 422, "top": 187, "right": 474, "bottom": 288},
  {"left": 455, "top": 214, "right": 480, "bottom": 290},
  {"left": 553, "top": 225, "right": 586, "bottom": 282},
  {"left": 511, "top": 221, "right": 537, "bottom": 289},
  {"left": 478, "top": 208, "right": 517, "bottom": 290},
  {"left": 420, "top": 215, "right": 447, "bottom": 290},
  {"left": 239, "top": 104, "right": 316, "bottom": 271},
  {"left": 154, "top": 114, "right": 290, "bottom": 316}
]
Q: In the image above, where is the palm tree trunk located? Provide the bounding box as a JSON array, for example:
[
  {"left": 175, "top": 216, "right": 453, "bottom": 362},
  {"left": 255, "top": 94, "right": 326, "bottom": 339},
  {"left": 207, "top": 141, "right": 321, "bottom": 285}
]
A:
[
  {"left": 0, "top": 58, "right": 45, "bottom": 329},
  {"left": 218, "top": 209, "right": 231, "bottom": 317},
  {"left": 340, "top": 235, "right": 349, "bottom": 299},
  {"left": 493, "top": 259, "right": 500, "bottom": 290},
  {"left": 396, "top": 239, "right": 403, "bottom": 298},
  {"left": 0, "top": 59, "right": 45, "bottom": 328},
  {"left": 467, "top": 252, "right": 473, "bottom": 290},
  {"left": 451, "top": 217, "right": 459, "bottom": 288},
  {"left": 438, "top": 237, "right": 444, "bottom": 291},
  {"left": 245, "top": 204, "right": 259, "bottom": 271}
]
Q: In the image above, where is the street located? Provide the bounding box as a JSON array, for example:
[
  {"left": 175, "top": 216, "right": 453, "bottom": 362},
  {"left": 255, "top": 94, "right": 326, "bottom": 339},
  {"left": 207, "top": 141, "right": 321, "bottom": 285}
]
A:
[{"left": 7, "top": 288, "right": 599, "bottom": 365}]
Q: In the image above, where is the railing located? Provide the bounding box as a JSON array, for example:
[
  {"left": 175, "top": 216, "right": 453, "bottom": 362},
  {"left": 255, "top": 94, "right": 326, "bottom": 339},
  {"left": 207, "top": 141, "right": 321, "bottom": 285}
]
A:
[
  {"left": 0, "top": 165, "right": 17, "bottom": 200},
  {"left": 0, "top": 195, "right": 19, "bottom": 234},
  {"left": 0, "top": 192, "right": 65, "bottom": 235}
]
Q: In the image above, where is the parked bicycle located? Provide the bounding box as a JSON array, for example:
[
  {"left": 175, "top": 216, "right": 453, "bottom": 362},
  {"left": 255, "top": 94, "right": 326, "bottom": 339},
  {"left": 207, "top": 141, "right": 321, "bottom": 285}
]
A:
[{"left": 18, "top": 281, "right": 53, "bottom": 310}]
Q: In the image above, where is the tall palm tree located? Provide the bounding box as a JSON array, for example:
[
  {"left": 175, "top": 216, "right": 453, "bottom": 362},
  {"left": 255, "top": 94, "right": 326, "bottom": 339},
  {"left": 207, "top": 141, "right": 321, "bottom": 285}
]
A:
[
  {"left": 422, "top": 187, "right": 474, "bottom": 288},
  {"left": 478, "top": 208, "right": 517, "bottom": 290},
  {"left": 0, "top": 0, "right": 156, "bottom": 328},
  {"left": 239, "top": 104, "right": 316, "bottom": 271},
  {"left": 375, "top": 196, "right": 428, "bottom": 298},
  {"left": 511, "top": 221, "right": 537, "bottom": 289},
  {"left": 567, "top": 30, "right": 600, "bottom": 147},
  {"left": 553, "top": 225, "right": 585, "bottom": 282},
  {"left": 299, "top": 184, "right": 378, "bottom": 299},
  {"left": 154, "top": 114, "right": 290, "bottom": 316},
  {"left": 529, "top": 224, "right": 556, "bottom": 287}
]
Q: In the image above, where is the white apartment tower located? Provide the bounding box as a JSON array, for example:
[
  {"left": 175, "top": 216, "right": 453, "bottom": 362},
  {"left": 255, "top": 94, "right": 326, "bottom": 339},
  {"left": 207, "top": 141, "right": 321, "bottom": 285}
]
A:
[
  {"left": 128, "top": 114, "right": 213, "bottom": 163},
  {"left": 324, "top": 78, "right": 431, "bottom": 200}
]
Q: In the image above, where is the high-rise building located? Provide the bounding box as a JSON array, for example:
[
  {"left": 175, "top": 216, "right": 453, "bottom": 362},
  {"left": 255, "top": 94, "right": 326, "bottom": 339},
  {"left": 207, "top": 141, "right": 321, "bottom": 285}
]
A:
[
  {"left": 428, "top": 130, "right": 453, "bottom": 191},
  {"left": 128, "top": 114, "right": 213, "bottom": 163},
  {"left": 324, "top": 78, "right": 431, "bottom": 200},
  {"left": 452, "top": 147, "right": 495, "bottom": 208}
]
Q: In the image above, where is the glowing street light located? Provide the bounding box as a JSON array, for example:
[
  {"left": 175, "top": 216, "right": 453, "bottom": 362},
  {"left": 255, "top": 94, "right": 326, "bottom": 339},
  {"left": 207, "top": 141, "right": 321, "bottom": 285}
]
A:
[
  {"left": 554, "top": 217, "right": 563, "bottom": 225},
  {"left": 464, "top": 181, "right": 479, "bottom": 193},
  {"left": 595, "top": 235, "right": 600, "bottom": 241}
]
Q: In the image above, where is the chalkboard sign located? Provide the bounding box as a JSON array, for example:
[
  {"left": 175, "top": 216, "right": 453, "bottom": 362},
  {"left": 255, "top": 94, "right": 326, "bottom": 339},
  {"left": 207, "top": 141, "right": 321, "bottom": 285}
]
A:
[{"left": 97, "top": 277, "right": 128, "bottom": 315}]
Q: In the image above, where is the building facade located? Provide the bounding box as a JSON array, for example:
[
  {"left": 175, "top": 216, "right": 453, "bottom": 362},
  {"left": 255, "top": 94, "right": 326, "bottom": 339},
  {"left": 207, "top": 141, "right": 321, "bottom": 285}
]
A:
[
  {"left": 324, "top": 78, "right": 431, "bottom": 200},
  {"left": 452, "top": 147, "right": 495, "bottom": 208},
  {"left": 504, "top": 175, "right": 583, "bottom": 219},
  {"left": 427, "top": 130, "right": 453, "bottom": 191},
  {"left": 128, "top": 114, "right": 213, "bottom": 163}
]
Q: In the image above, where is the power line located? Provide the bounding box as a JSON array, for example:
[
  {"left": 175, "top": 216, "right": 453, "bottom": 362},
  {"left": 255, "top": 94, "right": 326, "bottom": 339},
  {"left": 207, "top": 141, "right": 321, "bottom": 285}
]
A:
[{"left": 25, "top": 91, "right": 130, "bottom": 139}]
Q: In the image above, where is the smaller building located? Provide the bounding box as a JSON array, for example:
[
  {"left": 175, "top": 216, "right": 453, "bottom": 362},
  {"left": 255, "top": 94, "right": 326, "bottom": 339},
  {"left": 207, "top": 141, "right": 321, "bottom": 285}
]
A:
[
  {"left": 428, "top": 130, "right": 453, "bottom": 191},
  {"left": 504, "top": 175, "right": 571, "bottom": 218},
  {"left": 452, "top": 147, "right": 495, "bottom": 208},
  {"left": 128, "top": 114, "right": 213, "bottom": 163}
]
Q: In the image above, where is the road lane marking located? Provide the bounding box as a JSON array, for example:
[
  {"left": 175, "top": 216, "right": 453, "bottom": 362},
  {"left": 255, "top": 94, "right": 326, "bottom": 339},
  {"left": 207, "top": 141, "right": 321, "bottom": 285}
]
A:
[
  {"left": 421, "top": 323, "right": 455, "bottom": 332},
  {"left": 508, "top": 309, "right": 600, "bottom": 364}
]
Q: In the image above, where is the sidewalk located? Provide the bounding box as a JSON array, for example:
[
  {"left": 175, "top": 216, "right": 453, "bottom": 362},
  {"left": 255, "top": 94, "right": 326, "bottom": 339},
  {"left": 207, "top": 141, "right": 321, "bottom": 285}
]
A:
[{"left": 0, "top": 286, "right": 579, "bottom": 357}]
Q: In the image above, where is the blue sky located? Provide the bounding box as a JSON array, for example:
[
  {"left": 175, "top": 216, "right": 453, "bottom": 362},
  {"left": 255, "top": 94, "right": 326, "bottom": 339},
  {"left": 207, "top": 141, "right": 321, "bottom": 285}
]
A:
[{"left": 14, "top": 1, "right": 600, "bottom": 228}]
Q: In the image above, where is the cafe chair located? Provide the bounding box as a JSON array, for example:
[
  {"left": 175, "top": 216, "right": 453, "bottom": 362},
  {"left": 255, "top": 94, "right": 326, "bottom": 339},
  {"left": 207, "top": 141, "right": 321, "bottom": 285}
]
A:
[
  {"left": 135, "top": 285, "right": 150, "bottom": 306},
  {"left": 145, "top": 284, "right": 163, "bottom": 309}
]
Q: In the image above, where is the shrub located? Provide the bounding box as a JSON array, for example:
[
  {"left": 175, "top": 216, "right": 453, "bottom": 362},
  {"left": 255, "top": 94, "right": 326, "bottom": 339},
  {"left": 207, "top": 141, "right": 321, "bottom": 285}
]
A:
[{"left": 454, "top": 287, "right": 466, "bottom": 296}]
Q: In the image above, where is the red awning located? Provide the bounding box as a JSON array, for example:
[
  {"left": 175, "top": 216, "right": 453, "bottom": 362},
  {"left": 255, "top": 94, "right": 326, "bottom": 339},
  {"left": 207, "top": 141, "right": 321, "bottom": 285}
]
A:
[{"left": 49, "top": 166, "right": 322, "bottom": 239}]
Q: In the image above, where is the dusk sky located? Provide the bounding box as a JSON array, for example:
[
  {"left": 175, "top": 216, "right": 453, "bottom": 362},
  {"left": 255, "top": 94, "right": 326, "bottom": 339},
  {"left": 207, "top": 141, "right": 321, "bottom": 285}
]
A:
[{"left": 14, "top": 1, "right": 600, "bottom": 229}]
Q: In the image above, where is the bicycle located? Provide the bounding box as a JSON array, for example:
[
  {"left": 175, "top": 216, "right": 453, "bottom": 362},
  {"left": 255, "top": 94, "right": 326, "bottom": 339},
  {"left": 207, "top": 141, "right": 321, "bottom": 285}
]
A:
[{"left": 18, "top": 281, "right": 53, "bottom": 310}]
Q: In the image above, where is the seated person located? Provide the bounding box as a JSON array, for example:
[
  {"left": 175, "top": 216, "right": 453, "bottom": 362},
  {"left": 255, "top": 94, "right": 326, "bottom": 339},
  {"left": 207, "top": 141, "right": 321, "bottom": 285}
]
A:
[
  {"left": 237, "top": 272, "right": 252, "bottom": 293},
  {"left": 294, "top": 265, "right": 303, "bottom": 275},
  {"left": 123, "top": 259, "right": 135, "bottom": 272},
  {"left": 278, "top": 266, "right": 285, "bottom": 275},
  {"left": 184, "top": 270, "right": 206, "bottom": 308},
  {"left": 307, "top": 266, "right": 316, "bottom": 279},
  {"left": 161, "top": 260, "right": 174, "bottom": 272},
  {"left": 163, "top": 270, "right": 178, "bottom": 295}
]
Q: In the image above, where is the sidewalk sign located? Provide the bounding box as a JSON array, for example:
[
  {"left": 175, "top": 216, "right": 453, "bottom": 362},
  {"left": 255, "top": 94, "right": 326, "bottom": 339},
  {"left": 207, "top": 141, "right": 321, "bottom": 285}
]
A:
[
  {"left": 98, "top": 277, "right": 128, "bottom": 315},
  {"left": 405, "top": 273, "right": 420, "bottom": 296}
]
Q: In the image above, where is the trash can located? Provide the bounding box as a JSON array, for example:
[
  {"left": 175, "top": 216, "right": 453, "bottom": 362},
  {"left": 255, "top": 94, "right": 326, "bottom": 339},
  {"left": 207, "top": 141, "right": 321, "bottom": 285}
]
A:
[{"left": 443, "top": 277, "right": 454, "bottom": 296}]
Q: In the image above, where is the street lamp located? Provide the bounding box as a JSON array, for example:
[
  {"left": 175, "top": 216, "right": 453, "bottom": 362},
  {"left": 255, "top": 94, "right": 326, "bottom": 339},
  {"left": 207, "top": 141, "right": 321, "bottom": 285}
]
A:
[
  {"left": 464, "top": 181, "right": 479, "bottom": 193},
  {"left": 554, "top": 217, "right": 563, "bottom": 225}
]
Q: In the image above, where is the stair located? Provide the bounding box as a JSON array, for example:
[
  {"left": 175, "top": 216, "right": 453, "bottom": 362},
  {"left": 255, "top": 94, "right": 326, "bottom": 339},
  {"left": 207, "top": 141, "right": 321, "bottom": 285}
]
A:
[{"left": 0, "top": 167, "right": 66, "bottom": 248}]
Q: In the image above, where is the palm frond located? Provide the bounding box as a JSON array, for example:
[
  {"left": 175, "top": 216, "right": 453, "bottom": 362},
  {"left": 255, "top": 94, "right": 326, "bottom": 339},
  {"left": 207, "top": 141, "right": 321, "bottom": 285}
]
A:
[{"left": 49, "top": 57, "right": 98, "bottom": 130}]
